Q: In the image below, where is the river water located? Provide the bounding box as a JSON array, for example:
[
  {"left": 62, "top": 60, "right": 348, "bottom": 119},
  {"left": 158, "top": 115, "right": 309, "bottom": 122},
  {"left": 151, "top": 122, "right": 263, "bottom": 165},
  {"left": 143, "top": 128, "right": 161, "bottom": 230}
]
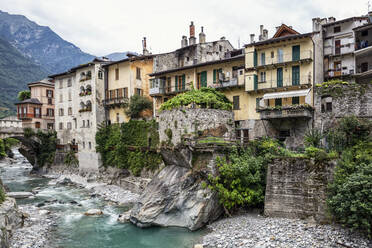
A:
[{"left": 0, "top": 150, "right": 205, "bottom": 248}]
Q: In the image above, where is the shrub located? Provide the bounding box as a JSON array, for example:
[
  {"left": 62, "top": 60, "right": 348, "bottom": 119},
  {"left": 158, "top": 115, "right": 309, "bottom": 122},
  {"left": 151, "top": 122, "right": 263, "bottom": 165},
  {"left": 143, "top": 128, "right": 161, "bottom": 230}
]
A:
[
  {"left": 125, "top": 95, "right": 152, "bottom": 119},
  {"left": 34, "top": 130, "right": 57, "bottom": 167},
  {"left": 23, "top": 127, "right": 35, "bottom": 138},
  {"left": 64, "top": 151, "right": 79, "bottom": 167},
  {"left": 0, "top": 139, "right": 6, "bottom": 158},
  {"left": 159, "top": 88, "right": 232, "bottom": 111},
  {"left": 17, "top": 90, "right": 31, "bottom": 101},
  {"left": 0, "top": 186, "right": 5, "bottom": 204},
  {"left": 304, "top": 129, "right": 323, "bottom": 148}
]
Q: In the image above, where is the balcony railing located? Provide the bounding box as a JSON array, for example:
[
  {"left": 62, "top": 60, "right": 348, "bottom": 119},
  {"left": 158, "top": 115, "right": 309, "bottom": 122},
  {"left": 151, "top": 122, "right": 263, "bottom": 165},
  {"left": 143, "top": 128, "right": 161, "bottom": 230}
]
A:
[
  {"left": 17, "top": 113, "right": 33, "bottom": 119},
  {"left": 254, "top": 50, "right": 313, "bottom": 69},
  {"left": 150, "top": 85, "right": 189, "bottom": 95},
  {"left": 258, "top": 105, "right": 313, "bottom": 120},
  {"left": 210, "top": 77, "right": 243, "bottom": 89},
  {"left": 325, "top": 68, "right": 355, "bottom": 78},
  {"left": 249, "top": 75, "right": 312, "bottom": 92},
  {"left": 103, "top": 97, "right": 128, "bottom": 106}
]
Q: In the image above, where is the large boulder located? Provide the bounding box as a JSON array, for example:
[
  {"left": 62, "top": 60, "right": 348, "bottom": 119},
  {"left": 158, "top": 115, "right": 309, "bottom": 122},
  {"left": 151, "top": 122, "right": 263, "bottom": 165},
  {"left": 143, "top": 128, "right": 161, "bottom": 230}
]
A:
[
  {"left": 130, "top": 164, "right": 222, "bottom": 231},
  {"left": 0, "top": 198, "right": 23, "bottom": 248}
]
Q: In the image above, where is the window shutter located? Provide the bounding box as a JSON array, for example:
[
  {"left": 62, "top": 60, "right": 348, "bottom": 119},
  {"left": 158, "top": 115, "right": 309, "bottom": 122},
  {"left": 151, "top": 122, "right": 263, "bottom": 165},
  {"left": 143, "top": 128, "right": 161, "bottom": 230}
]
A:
[
  {"left": 213, "top": 69, "right": 216, "bottom": 83},
  {"left": 175, "top": 76, "right": 178, "bottom": 91},
  {"left": 292, "top": 45, "right": 300, "bottom": 61},
  {"left": 254, "top": 50, "right": 257, "bottom": 67},
  {"left": 182, "top": 74, "right": 186, "bottom": 90},
  {"left": 254, "top": 74, "right": 258, "bottom": 90},
  {"left": 201, "top": 71, "right": 207, "bottom": 87}
]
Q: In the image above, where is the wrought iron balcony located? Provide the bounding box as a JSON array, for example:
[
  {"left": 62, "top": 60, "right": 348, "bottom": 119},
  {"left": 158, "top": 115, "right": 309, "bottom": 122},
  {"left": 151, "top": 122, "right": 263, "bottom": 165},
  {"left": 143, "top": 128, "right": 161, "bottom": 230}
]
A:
[
  {"left": 102, "top": 97, "right": 128, "bottom": 107},
  {"left": 211, "top": 77, "right": 242, "bottom": 89},
  {"left": 258, "top": 105, "right": 313, "bottom": 120}
]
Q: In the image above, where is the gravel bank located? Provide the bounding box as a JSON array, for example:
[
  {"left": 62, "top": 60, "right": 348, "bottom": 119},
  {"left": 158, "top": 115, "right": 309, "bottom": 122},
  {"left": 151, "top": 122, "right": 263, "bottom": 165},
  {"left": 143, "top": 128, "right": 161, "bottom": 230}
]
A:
[{"left": 202, "top": 214, "right": 371, "bottom": 248}]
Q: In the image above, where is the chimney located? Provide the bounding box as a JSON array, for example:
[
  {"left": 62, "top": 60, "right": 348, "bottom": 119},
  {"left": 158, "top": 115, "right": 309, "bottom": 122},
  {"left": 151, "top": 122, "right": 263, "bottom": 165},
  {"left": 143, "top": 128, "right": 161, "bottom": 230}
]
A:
[
  {"left": 181, "top": 35, "right": 188, "bottom": 48},
  {"left": 250, "top": 34, "right": 255, "bottom": 43},
  {"left": 275, "top": 26, "right": 280, "bottom": 31},
  {"left": 328, "top": 17, "right": 336, "bottom": 23},
  {"left": 263, "top": 29, "right": 268, "bottom": 40},
  {"left": 220, "top": 36, "right": 226, "bottom": 40},
  {"left": 189, "top": 21, "right": 196, "bottom": 45},
  {"left": 142, "top": 37, "right": 149, "bottom": 55},
  {"left": 259, "top": 25, "right": 264, "bottom": 41},
  {"left": 199, "top": 26, "right": 206, "bottom": 43}
]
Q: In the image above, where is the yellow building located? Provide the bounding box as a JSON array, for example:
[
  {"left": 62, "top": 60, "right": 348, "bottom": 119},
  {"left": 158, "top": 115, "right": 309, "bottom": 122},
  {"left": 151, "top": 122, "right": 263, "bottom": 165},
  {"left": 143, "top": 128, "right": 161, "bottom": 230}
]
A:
[
  {"left": 244, "top": 24, "right": 322, "bottom": 148},
  {"left": 103, "top": 54, "right": 154, "bottom": 124},
  {"left": 150, "top": 50, "right": 250, "bottom": 140}
]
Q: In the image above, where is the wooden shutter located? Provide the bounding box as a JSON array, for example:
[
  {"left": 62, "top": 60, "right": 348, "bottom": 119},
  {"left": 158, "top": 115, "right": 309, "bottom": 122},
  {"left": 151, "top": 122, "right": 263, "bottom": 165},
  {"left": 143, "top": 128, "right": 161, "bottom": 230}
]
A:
[
  {"left": 201, "top": 71, "right": 207, "bottom": 87},
  {"left": 233, "top": 96, "right": 240, "bottom": 110},
  {"left": 292, "top": 45, "right": 300, "bottom": 61},
  {"left": 277, "top": 68, "right": 283, "bottom": 87},
  {"left": 175, "top": 76, "right": 178, "bottom": 91},
  {"left": 213, "top": 69, "right": 216, "bottom": 83},
  {"left": 253, "top": 50, "right": 257, "bottom": 67},
  {"left": 182, "top": 74, "right": 186, "bottom": 90},
  {"left": 124, "top": 88, "right": 128, "bottom": 98},
  {"left": 292, "top": 66, "right": 300, "bottom": 85},
  {"left": 254, "top": 74, "right": 258, "bottom": 90}
]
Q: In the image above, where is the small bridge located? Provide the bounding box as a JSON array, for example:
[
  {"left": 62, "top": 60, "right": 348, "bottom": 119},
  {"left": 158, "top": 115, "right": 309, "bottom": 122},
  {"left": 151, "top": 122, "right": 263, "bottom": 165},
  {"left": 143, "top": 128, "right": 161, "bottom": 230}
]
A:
[{"left": 0, "top": 127, "right": 24, "bottom": 139}]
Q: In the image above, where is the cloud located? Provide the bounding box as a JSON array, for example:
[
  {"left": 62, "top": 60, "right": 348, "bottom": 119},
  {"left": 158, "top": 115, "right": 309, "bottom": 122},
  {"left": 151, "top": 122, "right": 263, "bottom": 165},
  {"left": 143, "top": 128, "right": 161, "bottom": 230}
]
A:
[{"left": 0, "top": 0, "right": 368, "bottom": 56}]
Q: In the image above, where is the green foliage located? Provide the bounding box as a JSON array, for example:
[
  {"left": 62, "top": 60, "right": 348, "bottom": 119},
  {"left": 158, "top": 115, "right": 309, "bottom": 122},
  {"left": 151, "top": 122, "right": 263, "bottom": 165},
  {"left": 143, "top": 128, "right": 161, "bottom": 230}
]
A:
[
  {"left": 315, "top": 80, "right": 366, "bottom": 98},
  {"left": 34, "top": 130, "right": 57, "bottom": 167},
  {"left": 304, "top": 146, "right": 330, "bottom": 163},
  {"left": 23, "top": 127, "right": 35, "bottom": 138},
  {"left": 304, "top": 129, "right": 323, "bottom": 148},
  {"left": 64, "top": 151, "right": 79, "bottom": 167},
  {"left": 165, "top": 128, "right": 172, "bottom": 141},
  {"left": 0, "top": 138, "right": 19, "bottom": 159},
  {"left": 17, "top": 90, "right": 31, "bottom": 101},
  {"left": 0, "top": 139, "right": 6, "bottom": 158},
  {"left": 96, "top": 120, "right": 162, "bottom": 176},
  {"left": 125, "top": 95, "right": 153, "bottom": 119},
  {"left": 207, "top": 138, "right": 286, "bottom": 212},
  {"left": 159, "top": 88, "right": 232, "bottom": 111},
  {"left": 0, "top": 186, "right": 5, "bottom": 204},
  {"left": 327, "top": 116, "right": 372, "bottom": 237}
]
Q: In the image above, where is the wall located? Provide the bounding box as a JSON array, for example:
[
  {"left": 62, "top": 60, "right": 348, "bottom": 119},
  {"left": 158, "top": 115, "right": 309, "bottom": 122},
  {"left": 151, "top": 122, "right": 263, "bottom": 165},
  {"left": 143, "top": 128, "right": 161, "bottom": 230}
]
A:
[
  {"left": 158, "top": 108, "right": 235, "bottom": 146},
  {"left": 265, "top": 158, "right": 335, "bottom": 222}
]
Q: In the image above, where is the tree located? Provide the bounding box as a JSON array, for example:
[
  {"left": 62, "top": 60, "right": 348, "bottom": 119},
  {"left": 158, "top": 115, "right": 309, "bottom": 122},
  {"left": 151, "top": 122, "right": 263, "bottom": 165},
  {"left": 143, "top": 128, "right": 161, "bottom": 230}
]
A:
[
  {"left": 125, "top": 95, "right": 153, "bottom": 119},
  {"left": 17, "top": 90, "right": 31, "bottom": 101}
]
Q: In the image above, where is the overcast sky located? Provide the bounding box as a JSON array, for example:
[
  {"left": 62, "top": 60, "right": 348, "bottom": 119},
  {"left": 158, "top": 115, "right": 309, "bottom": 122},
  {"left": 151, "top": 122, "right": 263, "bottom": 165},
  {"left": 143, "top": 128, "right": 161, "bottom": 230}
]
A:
[{"left": 0, "top": 0, "right": 370, "bottom": 56}]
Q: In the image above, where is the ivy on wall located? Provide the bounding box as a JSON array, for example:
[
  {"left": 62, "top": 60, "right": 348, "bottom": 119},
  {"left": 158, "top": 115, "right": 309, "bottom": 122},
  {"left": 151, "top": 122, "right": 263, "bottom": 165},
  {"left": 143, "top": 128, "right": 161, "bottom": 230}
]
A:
[{"left": 96, "top": 120, "right": 162, "bottom": 176}]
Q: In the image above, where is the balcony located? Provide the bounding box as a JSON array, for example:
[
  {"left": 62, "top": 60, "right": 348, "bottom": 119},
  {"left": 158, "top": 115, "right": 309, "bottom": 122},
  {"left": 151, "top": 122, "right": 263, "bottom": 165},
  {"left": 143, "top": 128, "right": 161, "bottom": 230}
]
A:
[
  {"left": 150, "top": 78, "right": 189, "bottom": 96},
  {"left": 17, "top": 113, "right": 33, "bottom": 120},
  {"left": 247, "top": 75, "right": 312, "bottom": 93},
  {"left": 102, "top": 97, "right": 128, "bottom": 107},
  {"left": 325, "top": 67, "right": 355, "bottom": 78},
  {"left": 250, "top": 50, "right": 313, "bottom": 70},
  {"left": 258, "top": 105, "right": 313, "bottom": 120},
  {"left": 210, "top": 77, "right": 243, "bottom": 89}
]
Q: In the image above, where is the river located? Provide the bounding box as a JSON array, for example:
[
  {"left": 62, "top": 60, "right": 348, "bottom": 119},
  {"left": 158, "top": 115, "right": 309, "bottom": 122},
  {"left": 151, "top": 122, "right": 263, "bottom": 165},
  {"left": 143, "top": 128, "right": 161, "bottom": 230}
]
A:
[{"left": 0, "top": 149, "right": 205, "bottom": 248}]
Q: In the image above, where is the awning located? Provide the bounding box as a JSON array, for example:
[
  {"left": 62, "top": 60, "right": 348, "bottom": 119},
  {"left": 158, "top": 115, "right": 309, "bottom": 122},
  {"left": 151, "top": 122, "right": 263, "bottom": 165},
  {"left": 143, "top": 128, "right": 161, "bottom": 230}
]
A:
[{"left": 262, "top": 89, "right": 311, "bottom": 100}]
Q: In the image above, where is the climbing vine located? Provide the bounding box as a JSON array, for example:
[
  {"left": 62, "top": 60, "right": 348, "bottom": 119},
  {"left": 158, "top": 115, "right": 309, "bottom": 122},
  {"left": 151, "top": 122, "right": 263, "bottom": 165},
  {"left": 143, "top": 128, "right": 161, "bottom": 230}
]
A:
[{"left": 96, "top": 120, "right": 162, "bottom": 176}]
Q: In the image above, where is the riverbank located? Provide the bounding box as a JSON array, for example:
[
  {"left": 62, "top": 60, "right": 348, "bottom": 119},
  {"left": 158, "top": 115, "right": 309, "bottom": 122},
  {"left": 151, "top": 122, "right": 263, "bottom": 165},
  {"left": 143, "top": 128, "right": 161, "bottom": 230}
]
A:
[{"left": 202, "top": 214, "right": 371, "bottom": 248}]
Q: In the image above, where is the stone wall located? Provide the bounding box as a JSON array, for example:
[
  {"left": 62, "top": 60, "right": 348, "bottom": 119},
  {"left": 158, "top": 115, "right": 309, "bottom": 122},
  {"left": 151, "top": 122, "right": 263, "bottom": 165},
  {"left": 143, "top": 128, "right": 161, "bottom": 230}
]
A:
[
  {"left": 314, "top": 83, "right": 372, "bottom": 131},
  {"left": 265, "top": 158, "right": 335, "bottom": 222},
  {"left": 158, "top": 108, "right": 235, "bottom": 146}
]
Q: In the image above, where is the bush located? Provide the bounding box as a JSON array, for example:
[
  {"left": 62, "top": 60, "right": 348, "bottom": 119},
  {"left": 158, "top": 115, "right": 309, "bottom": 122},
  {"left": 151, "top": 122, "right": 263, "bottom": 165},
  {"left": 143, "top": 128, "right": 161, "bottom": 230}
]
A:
[
  {"left": 304, "top": 129, "right": 323, "bottom": 148},
  {"left": 125, "top": 95, "right": 152, "bottom": 119},
  {"left": 23, "top": 127, "right": 35, "bottom": 138},
  {"left": 34, "top": 130, "right": 57, "bottom": 167},
  {"left": 64, "top": 151, "right": 79, "bottom": 167},
  {"left": 0, "top": 139, "right": 6, "bottom": 158},
  {"left": 160, "top": 88, "right": 232, "bottom": 111},
  {"left": 0, "top": 186, "right": 5, "bottom": 204}
]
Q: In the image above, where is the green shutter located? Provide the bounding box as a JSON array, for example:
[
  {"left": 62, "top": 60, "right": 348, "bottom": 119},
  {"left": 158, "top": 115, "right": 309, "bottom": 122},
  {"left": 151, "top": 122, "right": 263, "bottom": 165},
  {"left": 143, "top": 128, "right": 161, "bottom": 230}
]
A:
[
  {"left": 175, "top": 76, "right": 178, "bottom": 91},
  {"left": 292, "top": 45, "right": 300, "bottom": 61},
  {"left": 253, "top": 50, "right": 257, "bottom": 67},
  {"left": 292, "top": 66, "right": 300, "bottom": 85},
  {"left": 213, "top": 69, "right": 216, "bottom": 83},
  {"left": 182, "top": 74, "right": 186, "bottom": 90},
  {"left": 201, "top": 71, "right": 207, "bottom": 87},
  {"left": 254, "top": 74, "right": 258, "bottom": 90},
  {"left": 277, "top": 68, "right": 283, "bottom": 87}
]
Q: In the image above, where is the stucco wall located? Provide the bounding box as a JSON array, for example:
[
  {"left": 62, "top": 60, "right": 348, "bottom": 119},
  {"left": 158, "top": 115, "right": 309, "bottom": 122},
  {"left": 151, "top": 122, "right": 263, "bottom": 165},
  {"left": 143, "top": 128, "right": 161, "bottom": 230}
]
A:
[{"left": 265, "top": 158, "right": 335, "bottom": 222}]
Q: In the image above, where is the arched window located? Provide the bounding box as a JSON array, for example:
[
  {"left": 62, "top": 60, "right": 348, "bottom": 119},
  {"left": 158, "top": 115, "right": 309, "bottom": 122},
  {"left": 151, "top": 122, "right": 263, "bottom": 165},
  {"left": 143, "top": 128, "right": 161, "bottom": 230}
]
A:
[
  {"left": 86, "top": 100, "right": 92, "bottom": 111},
  {"left": 80, "top": 102, "right": 85, "bottom": 111},
  {"left": 68, "top": 107, "right": 72, "bottom": 115},
  {"left": 86, "top": 85, "right": 92, "bottom": 95}
]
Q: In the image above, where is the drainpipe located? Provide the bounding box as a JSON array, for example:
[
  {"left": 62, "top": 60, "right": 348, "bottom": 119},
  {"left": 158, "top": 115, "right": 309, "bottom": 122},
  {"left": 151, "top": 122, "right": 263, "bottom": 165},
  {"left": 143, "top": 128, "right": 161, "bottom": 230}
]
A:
[
  {"left": 311, "top": 35, "right": 316, "bottom": 130},
  {"left": 104, "top": 67, "right": 109, "bottom": 125}
]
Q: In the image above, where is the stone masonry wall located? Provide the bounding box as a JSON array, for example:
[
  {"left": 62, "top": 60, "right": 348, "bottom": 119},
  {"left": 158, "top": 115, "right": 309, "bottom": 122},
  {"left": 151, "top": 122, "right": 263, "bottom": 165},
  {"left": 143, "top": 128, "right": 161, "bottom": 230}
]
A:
[
  {"left": 265, "top": 158, "right": 335, "bottom": 222},
  {"left": 158, "top": 108, "right": 235, "bottom": 146}
]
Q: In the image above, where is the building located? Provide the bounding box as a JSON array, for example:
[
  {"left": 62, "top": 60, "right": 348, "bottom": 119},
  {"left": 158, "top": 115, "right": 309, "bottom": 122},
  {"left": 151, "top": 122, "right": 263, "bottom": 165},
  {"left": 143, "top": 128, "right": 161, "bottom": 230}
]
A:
[
  {"left": 103, "top": 39, "right": 154, "bottom": 124},
  {"left": 149, "top": 22, "right": 240, "bottom": 116},
  {"left": 15, "top": 79, "right": 55, "bottom": 130},
  {"left": 0, "top": 116, "right": 22, "bottom": 128},
  {"left": 353, "top": 16, "right": 372, "bottom": 83},
  {"left": 50, "top": 58, "right": 110, "bottom": 172},
  {"left": 244, "top": 24, "right": 322, "bottom": 149},
  {"left": 312, "top": 16, "right": 369, "bottom": 82}
]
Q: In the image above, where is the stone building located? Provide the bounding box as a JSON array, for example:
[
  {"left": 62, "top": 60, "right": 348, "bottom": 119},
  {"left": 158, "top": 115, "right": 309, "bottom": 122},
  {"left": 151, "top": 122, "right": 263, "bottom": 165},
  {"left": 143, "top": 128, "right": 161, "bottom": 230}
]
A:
[
  {"left": 244, "top": 24, "right": 323, "bottom": 149},
  {"left": 103, "top": 39, "right": 154, "bottom": 124},
  {"left": 0, "top": 116, "right": 22, "bottom": 129},
  {"left": 353, "top": 19, "right": 372, "bottom": 84},
  {"left": 312, "top": 15, "right": 370, "bottom": 83},
  {"left": 15, "top": 79, "right": 55, "bottom": 130},
  {"left": 50, "top": 58, "right": 110, "bottom": 172},
  {"left": 149, "top": 22, "right": 237, "bottom": 115}
]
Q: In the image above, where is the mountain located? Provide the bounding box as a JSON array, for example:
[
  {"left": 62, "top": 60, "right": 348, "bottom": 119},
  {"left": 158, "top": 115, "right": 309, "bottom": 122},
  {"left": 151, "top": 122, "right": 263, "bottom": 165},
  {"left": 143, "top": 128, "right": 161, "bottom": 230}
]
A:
[
  {"left": 104, "top": 52, "right": 130, "bottom": 61},
  {"left": 0, "top": 10, "right": 95, "bottom": 74},
  {"left": 0, "top": 37, "right": 47, "bottom": 118}
]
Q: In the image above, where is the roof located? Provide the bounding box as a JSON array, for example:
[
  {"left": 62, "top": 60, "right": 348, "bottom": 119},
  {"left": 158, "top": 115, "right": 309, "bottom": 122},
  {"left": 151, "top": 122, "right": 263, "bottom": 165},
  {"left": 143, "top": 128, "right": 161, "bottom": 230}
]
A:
[
  {"left": 273, "top": 24, "right": 300, "bottom": 38},
  {"left": 103, "top": 54, "right": 154, "bottom": 68},
  {"left": 322, "top": 16, "right": 368, "bottom": 27},
  {"left": 0, "top": 116, "right": 20, "bottom": 121},
  {"left": 263, "top": 89, "right": 311, "bottom": 100},
  {"left": 15, "top": 98, "right": 42, "bottom": 105},
  {"left": 49, "top": 58, "right": 110, "bottom": 78},
  {"left": 353, "top": 22, "right": 372, "bottom": 31},
  {"left": 149, "top": 54, "right": 244, "bottom": 77},
  {"left": 245, "top": 32, "right": 315, "bottom": 47},
  {"left": 28, "top": 78, "right": 54, "bottom": 88}
]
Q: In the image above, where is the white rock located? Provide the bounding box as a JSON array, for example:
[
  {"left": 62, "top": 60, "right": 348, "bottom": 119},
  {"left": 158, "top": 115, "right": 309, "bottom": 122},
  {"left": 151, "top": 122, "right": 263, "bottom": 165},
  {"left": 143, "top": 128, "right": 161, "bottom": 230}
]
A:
[
  {"left": 84, "top": 209, "right": 103, "bottom": 216},
  {"left": 6, "top": 192, "right": 34, "bottom": 199}
]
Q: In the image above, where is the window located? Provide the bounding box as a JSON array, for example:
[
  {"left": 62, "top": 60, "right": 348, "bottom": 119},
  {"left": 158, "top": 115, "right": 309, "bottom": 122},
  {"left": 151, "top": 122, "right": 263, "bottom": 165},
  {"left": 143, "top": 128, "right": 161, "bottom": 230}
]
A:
[
  {"left": 136, "top": 67, "right": 141, "bottom": 80},
  {"left": 34, "top": 108, "right": 41, "bottom": 118},
  {"left": 59, "top": 108, "right": 64, "bottom": 116},
  {"left": 326, "top": 102, "right": 332, "bottom": 112},
  {"left": 47, "top": 108, "right": 54, "bottom": 117},
  {"left": 259, "top": 71, "right": 266, "bottom": 83},
  {"left": 47, "top": 123, "right": 54, "bottom": 130},
  {"left": 98, "top": 70, "right": 103, "bottom": 79},
  {"left": 68, "top": 91, "right": 72, "bottom": 101},
  {"left": 82, "top": 120, "right": 85, "bottom": 127},
  {"left": 279, "top": 130, "right": 290, "bottom": 139},
  {"left": 59, "top": 80, "right": 63, "bottom": 89},
  {"left": 271, "top": 51, "right": 274, "bottom": 58},
  {"left": 292, "top": 66, "right": 300, "bottom": 85},
  {"left": 67, "top": 79, "right": 72, "bottom": 87},
  {"left": 88, "top": 142, "right": 92, "bottom": 149},
  {"left": 361, "top": 30, "right": 368, "bottom": 36},
  {"left": 116, "top": 113, "right": 120, "bottom": 123},
  {"left": 334, "top": 26, "right": 341, "bottom": 33},
  {"left": 213, "top": 68, "right": 222, "bottom": 83},
  {"left": 87, "top": 120, "right": 90, "bottom": 127},
  {"left": 48, "top": 98, "right": 53, "bottom": 105},
  {"left": 277, "top": 48, "right": 283, "bottom": 63},
  {"left": 59, "top": 94, "right": 63, "bottom": 103},
  {"left": 59, "top": 122, "right": 63, "bottom": 130},
  {"left": 292, "top": 45, "right": 300, "bottom": 61},
  {"left": 68, "top": 107, "right": 72, "bottom": 115},
  {"left": 219, "top": 45, "right": 223, "bottom": 52},
  {"left": 233, "top": 96, "right": 240, "bottom": 110},
  {"left": 275, "top": 98, "right": 282, "bottom": 107},
  {"left": 35, "top": 122, "right": 41, "bottom": 129},
  {"left": 292, "top": 96, "right": 300, "bottom": 105},
  {"left": 124, "top": 88, "right": 128, "bottom": 98},
  {"left": 115, "top": 68, "right": 119, "bottom": 80},
  {"left": 135, "top": 88, "right": 143, "bottom": 96},
  {"left": 46, "top": 90, "right": 53, "bottom": 98},
  {"left": 109, "top": 90, "right": 115, "bottom": 99},
  {"left": 67, "top": 122, "right": 72, "bottom": 129},
  {"left": 83, "top": 142, "right": 85, "bottom": 149},
  {"left": 256, "top": 97, "right": 262, "bottom": 110},
  {"left": 261, "top": 53, "right": 265, "bottom": 65}
]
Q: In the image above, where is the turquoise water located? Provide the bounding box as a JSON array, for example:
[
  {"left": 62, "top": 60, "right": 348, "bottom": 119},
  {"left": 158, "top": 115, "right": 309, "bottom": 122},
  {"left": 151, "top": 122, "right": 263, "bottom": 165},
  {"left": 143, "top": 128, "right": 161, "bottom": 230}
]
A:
[{"left": 0, "top": 150, "right": 206, "bottom": 248}]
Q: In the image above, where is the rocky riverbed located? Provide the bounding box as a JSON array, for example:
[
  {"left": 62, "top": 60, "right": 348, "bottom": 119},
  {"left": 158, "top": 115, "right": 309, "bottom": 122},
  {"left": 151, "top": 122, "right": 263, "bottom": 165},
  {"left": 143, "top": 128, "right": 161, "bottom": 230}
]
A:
[{"left": 202, "top": 214, "right": 371, "bottom": 248}]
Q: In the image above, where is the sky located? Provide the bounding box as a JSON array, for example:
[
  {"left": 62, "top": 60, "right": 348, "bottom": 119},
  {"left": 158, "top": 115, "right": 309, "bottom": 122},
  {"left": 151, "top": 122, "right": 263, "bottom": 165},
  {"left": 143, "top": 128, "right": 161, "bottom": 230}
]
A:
[{"left": 0, "top": 0, "right": 370, "bottom": 56}]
